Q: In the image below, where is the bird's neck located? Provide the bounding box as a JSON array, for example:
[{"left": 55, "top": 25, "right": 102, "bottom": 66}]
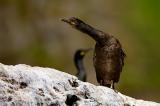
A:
[
  {"left": 75, "top": 22, "right": 111, "bottom": 44},
  {"left": 75, "top": 59, "right": 85, "bottom": 73},
  {"left": 75, "top": 58, "right": 86, "bottom": 81}
]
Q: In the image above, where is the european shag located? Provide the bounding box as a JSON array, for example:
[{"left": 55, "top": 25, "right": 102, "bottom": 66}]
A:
[
  {"left": 74, "top": 48, "right": 92, "bottom": 82},
  {"left": 62, "top": 17, "right": 126, "bottom": 89}
]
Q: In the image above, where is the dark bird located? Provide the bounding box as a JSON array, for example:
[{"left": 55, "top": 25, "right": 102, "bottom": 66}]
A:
[
  {"left": 62, "top": 17, "right": 126, "bottom": 89},
  {"left": 74, "top": 48, "right": 92, "bottom": 82}
]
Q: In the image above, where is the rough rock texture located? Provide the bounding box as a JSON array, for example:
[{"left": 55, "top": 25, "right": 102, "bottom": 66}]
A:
[{"left": 0, "top": 63, "right": 159, "bottom": 106}]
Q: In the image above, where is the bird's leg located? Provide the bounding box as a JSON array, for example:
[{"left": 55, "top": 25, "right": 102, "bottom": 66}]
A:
[
  {"left": 110, "top": 80, "right": 118, "bottom": 93},
  {"left": 110, "top": 80, "right": 114, "bottom": 89},
  {"left": 100, "top": 80, "right": 103, "bottom": 85}
]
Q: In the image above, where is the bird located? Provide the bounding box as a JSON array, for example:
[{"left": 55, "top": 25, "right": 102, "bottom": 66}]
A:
[
  {"left": 74, "top": 48, "right": 92, "bottom": 82},
  {"left": 62, "top": 17, "right": 126, "bottom": 89}
]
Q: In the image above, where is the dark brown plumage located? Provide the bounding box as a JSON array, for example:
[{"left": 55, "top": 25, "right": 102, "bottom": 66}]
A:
[{"left": 62, "top": 17, "right": 126, "bottom": 89}]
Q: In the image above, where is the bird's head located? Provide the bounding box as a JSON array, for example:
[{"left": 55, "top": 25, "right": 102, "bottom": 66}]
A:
[
  {"left": 61, "top": 17, "right": 84, "bottom": 29},
  {"left": 74, "top": 48, "right": 93, "bottom": 60}
]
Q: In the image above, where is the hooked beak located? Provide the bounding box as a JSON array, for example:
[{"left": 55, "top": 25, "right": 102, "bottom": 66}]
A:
[
  {"left": 61, "top": 18, "right": 69, "bottom": 23},
  {"left": 61, "top": 18, "right": 76, "bottom": 26}
]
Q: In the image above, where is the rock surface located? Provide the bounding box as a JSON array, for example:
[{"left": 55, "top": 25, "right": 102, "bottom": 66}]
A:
[{"left": 0, "top": 63, "right": 159, "bottom": 106}]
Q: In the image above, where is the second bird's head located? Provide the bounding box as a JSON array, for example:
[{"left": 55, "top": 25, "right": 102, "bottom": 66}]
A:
[{"left": 74, "top": 48, "right": 93, "bottom": 61}]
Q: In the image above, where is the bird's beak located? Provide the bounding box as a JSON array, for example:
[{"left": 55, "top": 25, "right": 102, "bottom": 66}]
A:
[
  {"left": 61, "top": 18, "right": 76, "bottom": 26},
  {"left": 61, "top": 18, "right": 70, "bottom": 23}
]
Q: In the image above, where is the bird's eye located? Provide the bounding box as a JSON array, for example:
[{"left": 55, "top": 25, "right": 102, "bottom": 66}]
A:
[{"left": 80, "top": 52, "right": 85, "bottom": 56}]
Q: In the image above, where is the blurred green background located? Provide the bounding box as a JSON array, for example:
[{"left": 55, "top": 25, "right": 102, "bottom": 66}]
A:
[{"left": 0, "top": 0, "right": 159, "bottom": 102}]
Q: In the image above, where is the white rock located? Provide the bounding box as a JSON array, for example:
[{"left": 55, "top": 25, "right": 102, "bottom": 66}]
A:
[{"left": 0, "top": 63, "right": 159, "bottom": 106}]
